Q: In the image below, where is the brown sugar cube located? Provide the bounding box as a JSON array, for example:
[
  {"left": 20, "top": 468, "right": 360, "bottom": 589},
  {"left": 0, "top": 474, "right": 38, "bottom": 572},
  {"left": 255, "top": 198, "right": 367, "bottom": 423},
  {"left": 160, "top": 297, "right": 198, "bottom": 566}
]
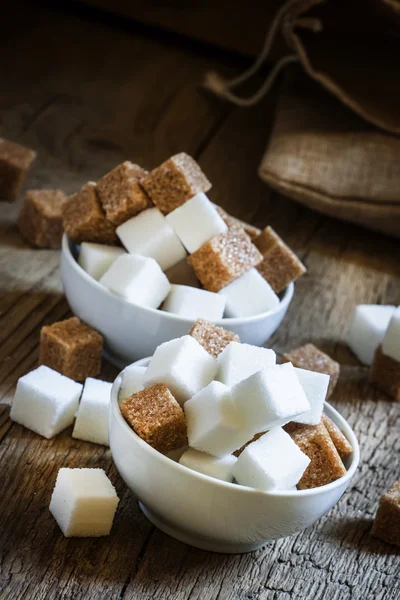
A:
[
  {"left": 188, "top": 225, "right": 263, "bottom": 292},
  {"left": 96, "top": 161, "right": 151, "bottom": 226},
  {"left": 321, "top": 414, "right": 353, "bottom": 459},
  {"left": 233, "top": 432, "right": 266, "bottom": 458},
  {"left": 282, "top": 343, "right": 340, "bottom": 398},
  {"left": 189, "top": 318, "right": 240, "bottom": 358},
  {"left": 371, "top": 481, "right": 400, "bottom": 548},
  {"left": 369, "top": 345, "right": 400, "bottom": 401},
  {"left": 0, "top": 138, "right": 37, "bottom": 202},
  {"left": 140, "top": 152, "right": 211, "bottom": 214},
  {"left": 18, "top": 189, "right": 66, "bottom": 249},
  {"left": 284, "top": 422, "right": 346, "bottom": 489},
  {"left": 40, "top": 317, "right": 103, "bottom": 381},
  {"left": 120, "top": 384, "right": 188, "bottom": 454},
  {"left": 215, "top": 206, "right": 262, "bottom": 240},
  {"left": 254, "top": 226, "right": 306, "bottom": 294},
  {"left": 62, "top": 182, "right": 117, "bottom": 244}
]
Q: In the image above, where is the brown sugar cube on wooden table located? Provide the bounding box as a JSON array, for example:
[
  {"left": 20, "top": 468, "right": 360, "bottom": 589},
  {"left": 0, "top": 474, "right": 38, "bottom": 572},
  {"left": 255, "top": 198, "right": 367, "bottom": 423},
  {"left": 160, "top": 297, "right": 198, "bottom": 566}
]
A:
[
  {"left": 321, "top": 414, "right": 353, "bottom": 459},
  {"left": 189, "top": 318, "right": 240, "bottom": 358},
  {"left": 254, "top": 226, "right": 306, "bottom": 294},
  {"left": 282, "top": 343, "right": 340, "bottom": 398},
  {"left": 40, "top": 317, "right": 103, "bottom": 381},
  {"left": 369, "top": 345, "right": 400, "bottom": 401},
  {"left": 120, "top": 383, "right": 188, "bottom": 454},
  {"left": 140, "top": 152, "right": 211, "bottom": 214},
  {"left": 18, "top": 189, "right": 66, "bottom": 248},
  {"left": 96, "top": 161, "right": 150, "bottom": 226},
  {"left": 215, "top": 206, "right": 262, "bottom": 240},
  {"left": 0, "top": 138, "right": 37, "bottom": 202},
  {"left": 371, "top": 481, "right": 400, "bottom": 548}
]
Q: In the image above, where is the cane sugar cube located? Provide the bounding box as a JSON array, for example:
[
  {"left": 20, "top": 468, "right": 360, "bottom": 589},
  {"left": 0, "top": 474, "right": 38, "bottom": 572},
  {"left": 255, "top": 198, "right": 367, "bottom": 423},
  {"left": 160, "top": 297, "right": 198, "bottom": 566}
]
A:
[
  {"left": 18, "top": 189, "right": 66, "bottom": 248},
  {"left": 162, "top": 285, "right": 225, "bottom": 320},
  {"left": 282, "top": 343, "right": 340, "bottom": 399},
  {"left": 233, "top": 428, "right": 310, "bottom": 491},
  {"left": 188, "top": 226, "right": 263, "bottom": 292},
  {"left": 382, "top": 306, "right": 400, "bottom": 363},
  {"left": 216, "top": 342, "right": 276, "bottom": 387},
  {"left": 63, "top": 182, "right": 117, "bottom": 244},
  {"left": 49, "top": 468, "right": 119, "bottom": 537},
  {"left": 166, "top": 193, "right": 227, "bottom": 253},
  {"left": 165, "top": 259, "right": 200, "bottom": 288},
  {"left": 120, "top": 384, "right": 188, "bottom": 453},
  {"left": 347, "top": 304, "right": 396, "bottom": 365},
  {"left": 10, "top": 366, "right": 82, "bottom": 438},
  {"left": 254, "top": 226, "right": 306, "bottom": 294},
  {"left": 215, "top": 206, "right": 262, "bottom": 240},
  {"left": 119, "top": 365, "right": 146, "bottom": 402},
  {"left": 292, "top": 368, "right": 329, "bottom": 425},
  {"left": 96, "top": 161, "right": 150, "bottom": 226},
  {"left": 218, "top": 268, "right": 280, "bottom": 318},
  {"left": 78, "top": 242, "right": 125, "bottom": 281},
  {"left": 99, "top": 254, "right": 170, "bottom": 308},
  {"left": 144, "top": 335, "right": 217, "bottom": 404},
  {"left": 371, "top": 481, "right": 400, "bottom": 548},
  {"left": 40, "top": 317, "right": 103, "bottom": 381},
  {"left": 321, "top": 414, "right": 353, "bottom": 459},
  {"left": 116, "top": 208, "right": 186, "bottom": 271},
  {"left": 369, "top": 345, "right": 400, "bottom": 401},
  {"left": 188, "top": 318, "right": 240, "bottom": 358},
  {"left": 72, "top": 378, "right": 112, "bottom": 446},
  {"left": 0, "top": 138, "right": 36, "bottom": 202},
  {"left": 232, "top": 363, "right": 310, "bottom": 434},
  {"left": 140, "top": 152, "right": 211, "bottom": 214},
  {"left": 179, "top": 449, "right": 237, "bottom": 482}
]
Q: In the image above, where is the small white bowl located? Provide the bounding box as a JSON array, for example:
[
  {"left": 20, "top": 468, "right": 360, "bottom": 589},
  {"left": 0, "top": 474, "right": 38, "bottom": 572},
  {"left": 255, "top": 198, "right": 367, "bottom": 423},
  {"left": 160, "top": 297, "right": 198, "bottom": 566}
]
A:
[
  {"left": 109, "top": 358, "right": 360, "bottom": 554},
  {"left": 60, "top": 235, "right": 294, "bottom": 365}
]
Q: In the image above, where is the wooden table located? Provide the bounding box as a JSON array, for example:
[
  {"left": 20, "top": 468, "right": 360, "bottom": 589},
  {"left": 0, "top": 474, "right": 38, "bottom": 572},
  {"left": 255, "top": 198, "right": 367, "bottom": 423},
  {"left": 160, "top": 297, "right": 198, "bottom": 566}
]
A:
[{"left": 1, "top": 3, "right": 399, "bottom": 599}]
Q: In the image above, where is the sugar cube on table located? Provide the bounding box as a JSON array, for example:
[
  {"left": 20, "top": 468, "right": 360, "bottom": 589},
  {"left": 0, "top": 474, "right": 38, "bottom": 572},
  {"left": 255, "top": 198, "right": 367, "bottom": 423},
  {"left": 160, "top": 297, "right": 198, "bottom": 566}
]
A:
[
  {"left": 216, "top": 341, "right": 276, "bottom": 387},
  {"left": 10, "top": 365, "right": 82, "bottom": 439},
  {"left": 49, "top": 468, "right": 119, "bottom": 537},
  {"left": 165, "top": 192, "right": 227, "bottom": 253},
  {"left": 232, "top": 363, "right": 310, "bottom": 434},
  {"left": 179, "top": 448, "right": 237, "bottom": 483},
  {"left": 165, "top": 259, "right": 200, "bottom": 288},
  {"left": 140, "top": 152, "right": 211, "bottom": 214},
  {"left": 189, "top": 318, "right": 240, "bottom": 358},
  {"left": 233, "top": 428, "right": 310, "bottom": 491},
  {"left": 120, "top": 383, "right": 187, "bottom": 453},
  {"left": 292, "top": 368, "right": 329, "bottom": 425},
  {"left": 18, "top": 189, "right": 66, "bottom": 248},
  {"left": 40, "top": 317, "right": 103, "bottom": 381},
  {"left": 99, "top": 254, "right": 170, "bottom": 308},
  {"left": 369, "top": 345, "right": 400, "bottom": 401},
  {"left": 162, "top": 285, "right": 225, "bottom": 320},
  {"left": 119, "top": 365, "right": 146, "bottom": 402},
  {"left": 218, "top": 268, "right": 280, "bottom": 318},
  {"left": 347, "top": 304, "right": 396, "bottom": 365},
  {"left": 382, "top": 306, "right": 400, "bottom": 363},
  {"left": 282, "top": 343, "right": 340, "bottom": 399},
  {"left": 371, "top": 480, "right": 400, "bottom": 548},
  {"left": 215, "top": 206, "right": 262, "bottom": 240},
  {"left": 321, "top": 414, "right": 353, "bottom": 459},
  {"left": 144, "top": 335, "right": 217, "bottom": 404},
  {"left": 78, "top": 242, "right": 125, "bottom": 281},
  {"left": 72, "top": 378, "right": 112, "bottom": 446},
  {"left": 0, "top": 137, "right": 36, "bottom": 202}
]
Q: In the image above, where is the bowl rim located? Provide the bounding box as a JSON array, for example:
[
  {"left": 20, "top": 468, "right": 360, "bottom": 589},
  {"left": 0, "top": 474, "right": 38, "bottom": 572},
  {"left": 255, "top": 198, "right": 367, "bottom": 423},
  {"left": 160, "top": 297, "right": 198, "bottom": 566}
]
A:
[
  {"left": 111, "top": 359, "right": 360, "bottom": 498},
  {"left": 62, "top": 234, "right": 294, "bottom": 326}
]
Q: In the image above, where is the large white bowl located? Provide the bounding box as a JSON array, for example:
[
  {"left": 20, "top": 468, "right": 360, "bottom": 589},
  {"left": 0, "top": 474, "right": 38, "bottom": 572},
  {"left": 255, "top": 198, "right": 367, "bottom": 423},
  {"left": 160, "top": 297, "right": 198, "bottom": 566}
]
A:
[
  {"left": 60, "top": 234, "right": 294, "bottom": 365},
  {"left": 109, "top": 358, "right": 360, "bottom": 554}
]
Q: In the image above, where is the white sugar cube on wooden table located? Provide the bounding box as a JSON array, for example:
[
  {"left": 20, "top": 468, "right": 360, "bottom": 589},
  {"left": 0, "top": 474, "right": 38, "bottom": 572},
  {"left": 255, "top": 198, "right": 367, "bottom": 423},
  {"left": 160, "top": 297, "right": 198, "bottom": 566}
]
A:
[
  {"left": 347, "top": 304, "right": 396, "bottom": 365},
  {"left": 78, "top": 242, "right": 125, "bottom": 281},
  {"left": 216, "top": 341, "right": 276, "bottom": 387},
  {"left": 72, "top": 378, "right": 112, "bottom": 446},
  {"left": 179, "top": 448, "right": 237, "bottom": 482},
  {"left": 381, "top": 305, "right": 400, "bottom": 362},
  {"left": 162, "top": 284, "right": 226, "bottom": 320}
]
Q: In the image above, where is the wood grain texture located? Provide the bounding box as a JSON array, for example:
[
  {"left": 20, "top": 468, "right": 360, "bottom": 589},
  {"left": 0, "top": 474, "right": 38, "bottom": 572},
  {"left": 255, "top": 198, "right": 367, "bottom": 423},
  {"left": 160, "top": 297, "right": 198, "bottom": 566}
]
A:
[{"left": 0, "top": 2, "right": 399, "bottom": 599}]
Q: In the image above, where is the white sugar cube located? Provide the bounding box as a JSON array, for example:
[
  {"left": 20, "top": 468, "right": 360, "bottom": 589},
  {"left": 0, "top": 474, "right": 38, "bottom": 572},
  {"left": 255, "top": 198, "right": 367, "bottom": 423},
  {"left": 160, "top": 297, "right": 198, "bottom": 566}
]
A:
[
  {"left": 116, "top": 207, "right": 186, "bottom": 271},
  {"left": 216, "top": 341, "right": 276, "bottom": 387},
  {"left": 293, "top": 368, "right": 329, "bottom": 425},
  {"left": 99, "top": 254, "right": 170, "bottom": 308},
  {"left": 179, "top": 448, "right": 237, "bottom": 482},
  {"left": 144, "top": 335, "right": 217, "bottom": 404},
  {"left": 10, "top": 365, "right": 82, "bottom": 439},
  {"left": 78, "top": 242, "right": 125, "bottom": 281},
  {"left": 232, "top": 428, "right": 310, "bottom": 491},
  {"left": 49, "top": 468, "right": 119, "bottom": 537},
  {"left": 165, "top": 259, "right": 200, "bottom": 288},
  {"left": 184, "top": 381, "right": 251, "bottom": 457},
  {"left": 72, "top": 378, "right": 112, "bottom": 446},
  {"left": 218, "top": 268, "right": 280, "bottom": 318},
  {"left": 165, "top": 192, "right": 228, "bottom": 253},
  {"left": 162, "top": 284, "right": 225, "bottom": 320},
  {"left": 119, "top": 365, "right": 146, "bottom": 402},
  {"left": 347, "top": 304, "right": 396, "bottom": 365},
  {"left": 382, "top": 306, "right": 400, "bottom": 362},
  {"left": 232, "top": 363, "right": 310, "bottom": 434}
]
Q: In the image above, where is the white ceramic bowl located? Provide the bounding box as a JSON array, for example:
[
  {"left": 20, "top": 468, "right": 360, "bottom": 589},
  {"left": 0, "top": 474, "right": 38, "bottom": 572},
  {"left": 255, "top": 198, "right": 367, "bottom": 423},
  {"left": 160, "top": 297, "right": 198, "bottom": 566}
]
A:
[
  {"left": 109, "top": 358, "right": 360, "bottom": 554},
  {"left": 60, "top": 234, "right": 294, "bottom": 366}
]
